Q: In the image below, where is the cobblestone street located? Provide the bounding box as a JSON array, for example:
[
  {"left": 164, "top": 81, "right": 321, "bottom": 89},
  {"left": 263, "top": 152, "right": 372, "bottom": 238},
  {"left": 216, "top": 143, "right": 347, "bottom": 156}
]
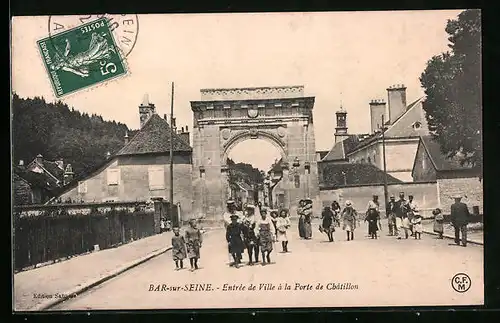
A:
[{"left": 50, "top": 219, "right": 483, "bottom": 310}]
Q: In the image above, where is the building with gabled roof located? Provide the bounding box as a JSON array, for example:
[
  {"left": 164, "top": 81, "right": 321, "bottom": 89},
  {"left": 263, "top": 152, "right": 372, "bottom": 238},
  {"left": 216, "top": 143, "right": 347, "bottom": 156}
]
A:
[
  {"left": 12, "top": 155, "right": 75, "bottom": 205},
  {"left": 412, "top": 135, "right": 482, "bottom": 214},
  {"left": 54, "top": 95, "right": 194, "bottom": 219},
  {"left": 320, "top": 84, "right": 429, "bottom": 182}
]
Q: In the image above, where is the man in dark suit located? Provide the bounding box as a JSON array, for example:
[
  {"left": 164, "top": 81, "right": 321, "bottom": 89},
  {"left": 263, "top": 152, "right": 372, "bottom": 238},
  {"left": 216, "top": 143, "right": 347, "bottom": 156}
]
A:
[
  {"left": 450, "top": 194, "right": 471, "bottom": 247},
  {"left": 386, "top": 195, "right": 397, "bottom": 236}
]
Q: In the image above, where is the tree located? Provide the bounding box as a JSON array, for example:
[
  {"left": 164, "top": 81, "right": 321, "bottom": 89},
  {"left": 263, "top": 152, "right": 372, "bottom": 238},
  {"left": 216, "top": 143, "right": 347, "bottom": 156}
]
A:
[{"left": 419, "top": 9, "right": 481, "bottom": 173}]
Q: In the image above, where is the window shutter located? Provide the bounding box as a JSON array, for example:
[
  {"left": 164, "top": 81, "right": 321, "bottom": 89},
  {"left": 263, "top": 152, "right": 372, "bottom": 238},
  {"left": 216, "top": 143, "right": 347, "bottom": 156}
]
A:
[
  {"left": 78, "top": 181, "right": 87, "bottom": 193},
  {"left": 148, "top": 166, "right": 165, "bottom": 190},
  {"left": 107, "top": 169, "right": 120, "bottom": 185}
]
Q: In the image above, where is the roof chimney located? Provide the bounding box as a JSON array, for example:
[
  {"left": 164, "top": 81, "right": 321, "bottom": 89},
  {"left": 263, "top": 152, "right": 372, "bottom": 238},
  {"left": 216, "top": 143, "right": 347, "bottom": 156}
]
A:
[
  {"left": 36, "top": 154, "right": 43, "bottom": 165},
  {"left": 19, "top": 160, "right": 24, "bottom": 167},
  {"left": 164, "top": 114, "right": 167, "bottom": 120},
  {"left": 179, "top": 125, "right": 190, "bottom": 146},
  {"left": 124, "top": 130, "right": 129, "bottom": 144},
  {"left": 142, "top": 93, "right": 150, "bottom": 106},
  {"left": 138, "top": 94, "right": 156, "bottom": 129},
  {"left": 64, "top": 164, "right": 74, "bottom": 185},
  {"left": 369, "top": 99, "right": 387, "bottom": 134},
  {"left": 106, "top": 151, "right": 111, "bottom": 159},
  {"left": 387, "top": 84, "right": 407, "bottom": 124}
]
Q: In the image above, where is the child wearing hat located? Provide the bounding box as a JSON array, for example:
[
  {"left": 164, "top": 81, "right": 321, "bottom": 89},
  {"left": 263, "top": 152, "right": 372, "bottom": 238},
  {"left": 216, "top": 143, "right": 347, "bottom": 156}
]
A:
[
  {"left": 341, "top": 200, "right": 359, "bottom": 241},
  {"left": 411, "top": 212, "right": 423, "bottom": 240},
  {"left": 276, "top": 209, "right": 291, "bottom": 252},
  {"left": 223, "top": 199, "right": 243, "bottom": 263},
  {"left": 226, "top": 214, "right": 245, "bottom": 268}
]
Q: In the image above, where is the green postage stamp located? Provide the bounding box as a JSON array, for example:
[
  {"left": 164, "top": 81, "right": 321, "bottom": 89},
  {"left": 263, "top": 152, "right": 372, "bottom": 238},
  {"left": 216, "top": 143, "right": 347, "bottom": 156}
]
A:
[{"left": 37, "top": 18, "right": 127, "bottom": 97}]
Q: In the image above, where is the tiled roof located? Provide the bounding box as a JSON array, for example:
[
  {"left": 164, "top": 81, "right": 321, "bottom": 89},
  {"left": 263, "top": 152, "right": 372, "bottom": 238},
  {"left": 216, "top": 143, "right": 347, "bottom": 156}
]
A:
[
  {"left": 320, "top": 163, "right": 403, "bottom": 187},
  {"left": 13, "top": 166, "right": 59, "bottom": 191},
  {"left": 25, "top": 158, "right": 64, "bottom": 188},
  {"left": 42, "top": 161, "right": 65, "bottom": 180},
  {"left": 321, "top": 135, "right": 362, "bottom": 161},
  {"left": 322, "top": 141, "right": 344, "bottom": 161},
  {"left": 420, "top": 136, "right": 474, "bottom": 171},
  {"left": 117, "top": 114, "right": 192, "bottom": 156}
]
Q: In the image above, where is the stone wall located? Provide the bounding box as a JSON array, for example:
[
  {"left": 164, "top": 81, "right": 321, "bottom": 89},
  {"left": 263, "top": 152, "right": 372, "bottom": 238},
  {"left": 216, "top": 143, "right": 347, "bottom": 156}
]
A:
[
  {"left": 320, "top": 181, "right": 438, "bottom": 218},
  {"left": 438, "top": 176, "right": 483, "bottom": 215}
]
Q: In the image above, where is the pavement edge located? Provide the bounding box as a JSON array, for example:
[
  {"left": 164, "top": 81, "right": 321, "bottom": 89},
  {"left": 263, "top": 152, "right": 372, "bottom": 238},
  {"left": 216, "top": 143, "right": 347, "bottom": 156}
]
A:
[
  {"left": 422, "top": 230, "right": 483, "bottom": 246},
  {"left": 30, "top": 246, "right": 172, "bottom": 311}
]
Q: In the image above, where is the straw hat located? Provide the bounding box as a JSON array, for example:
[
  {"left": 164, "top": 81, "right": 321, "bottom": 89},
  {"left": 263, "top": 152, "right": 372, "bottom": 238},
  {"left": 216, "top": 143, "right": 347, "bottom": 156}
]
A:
[{"left": 345, "top": 200, "right": 353, "bottom": 207}]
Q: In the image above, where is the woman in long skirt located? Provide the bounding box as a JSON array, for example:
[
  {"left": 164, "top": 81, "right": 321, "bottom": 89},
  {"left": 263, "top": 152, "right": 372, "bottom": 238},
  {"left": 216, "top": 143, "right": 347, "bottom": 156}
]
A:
[
  {"left": 185, "top": 219, "right": 203, "bottom": 271},
  {"left": 320, "top": 206, "right": 336, "bottom": 242},
  {"left": 432, "top": 208, "right": 444, "bottom": 239},
  {"left": 297, "top": 199, "right": 306, "bottom": 239},
  {"left": 302, "top": 199, "right": 313, "bottom": 239},
  {"left": 276, "top": 209, "right": 291, "bottom": 252},
  {"left": 256, "top": 208, "right": 275, "bottom": 265}
]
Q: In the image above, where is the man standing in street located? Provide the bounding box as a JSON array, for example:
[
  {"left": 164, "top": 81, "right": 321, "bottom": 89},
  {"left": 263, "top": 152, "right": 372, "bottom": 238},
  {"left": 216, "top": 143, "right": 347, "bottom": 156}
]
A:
[
  {"left": 386, "top": 195, "right": 397, "bottom": 236},
  {"left": 450, "top": 194, "right": 471, "bottom": 247},
  {"left": 395, "top": 192, "right": 407, "bottom": 239}
]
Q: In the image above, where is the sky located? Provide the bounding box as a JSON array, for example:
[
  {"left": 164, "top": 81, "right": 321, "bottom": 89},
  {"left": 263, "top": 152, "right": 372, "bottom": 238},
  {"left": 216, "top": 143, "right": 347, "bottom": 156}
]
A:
[{"left": 11, "top": 10, "right": 462, "bottom": 171}]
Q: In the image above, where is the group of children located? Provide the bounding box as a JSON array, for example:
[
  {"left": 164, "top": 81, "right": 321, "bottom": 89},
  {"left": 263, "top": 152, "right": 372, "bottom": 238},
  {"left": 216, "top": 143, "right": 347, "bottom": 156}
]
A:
[
  {"left": 224, "top": 202, "right": 292, "bottom": 269},
  {"left": 317, "top": 194, "right": 427, "bottom": 242},
  {"left": 170, "top": 219, "right": 203, "bottom": 271}
]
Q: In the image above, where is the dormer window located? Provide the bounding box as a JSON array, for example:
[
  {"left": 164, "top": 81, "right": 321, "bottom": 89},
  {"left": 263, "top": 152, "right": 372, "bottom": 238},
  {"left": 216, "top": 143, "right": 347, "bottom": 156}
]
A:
[{"left": 412, "top": 121, "right": 422, "bottom": 130}]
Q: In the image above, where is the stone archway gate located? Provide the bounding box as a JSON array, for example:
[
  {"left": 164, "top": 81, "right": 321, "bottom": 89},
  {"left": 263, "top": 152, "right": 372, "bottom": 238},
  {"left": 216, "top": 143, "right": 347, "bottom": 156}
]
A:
[{"left": 190, "top": 86, "right": 320, "bottom": 222}]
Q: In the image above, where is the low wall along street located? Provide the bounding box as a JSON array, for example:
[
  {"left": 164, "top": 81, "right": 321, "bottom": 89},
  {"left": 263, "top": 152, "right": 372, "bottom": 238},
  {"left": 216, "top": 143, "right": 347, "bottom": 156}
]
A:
[
  {"left": 13, "top": 202, "right": 155, "bottom": 272},
  {"left": 320, "top": 181, "right": 439, "bottom": 218}
]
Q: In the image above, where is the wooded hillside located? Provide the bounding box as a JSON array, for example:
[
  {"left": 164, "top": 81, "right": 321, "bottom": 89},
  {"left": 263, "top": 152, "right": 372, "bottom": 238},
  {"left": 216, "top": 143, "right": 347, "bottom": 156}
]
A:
[{"left": 12, "top": 93, "right": 133, "bottom": 176}]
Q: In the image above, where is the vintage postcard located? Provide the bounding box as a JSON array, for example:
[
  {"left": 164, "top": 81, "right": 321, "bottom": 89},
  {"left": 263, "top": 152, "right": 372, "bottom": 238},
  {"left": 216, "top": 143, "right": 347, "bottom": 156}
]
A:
[{"left": 11, "top": 10, "right": 483, "bottom": 311}]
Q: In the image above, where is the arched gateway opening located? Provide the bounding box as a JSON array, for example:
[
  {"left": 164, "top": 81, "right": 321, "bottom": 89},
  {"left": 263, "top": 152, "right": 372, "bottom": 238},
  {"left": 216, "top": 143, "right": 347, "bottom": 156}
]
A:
[
  {"left": 190, "top": 86, "right": 320, "bottom": 222},
  {"left": 226, "top": 138, "right": 282, "bottom": 211}
]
